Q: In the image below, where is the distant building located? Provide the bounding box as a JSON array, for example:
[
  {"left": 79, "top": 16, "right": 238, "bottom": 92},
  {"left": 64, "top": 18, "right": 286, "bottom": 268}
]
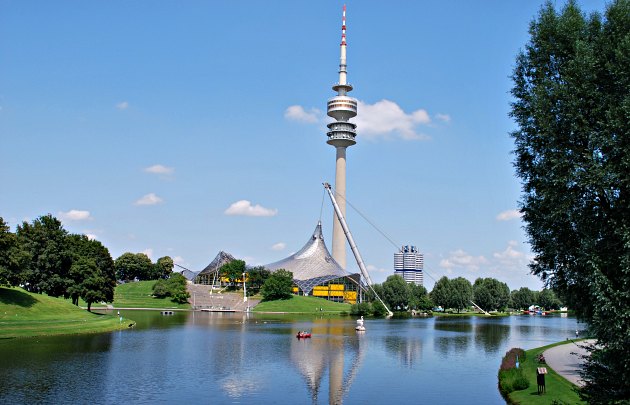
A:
[{"left": 394, "top": 245, "right": 424, "bottom": 286}]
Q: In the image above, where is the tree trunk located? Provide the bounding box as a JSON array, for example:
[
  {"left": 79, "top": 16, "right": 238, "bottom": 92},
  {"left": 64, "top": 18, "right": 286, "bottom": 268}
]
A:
[{"left": 87, "top": 301, "right": 92, "bottom": 312}]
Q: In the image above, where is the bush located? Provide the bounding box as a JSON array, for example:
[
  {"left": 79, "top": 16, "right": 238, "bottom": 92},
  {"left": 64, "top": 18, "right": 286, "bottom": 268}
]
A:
[
  {"left": 350, "top": 302, "right": 372, "bottom": 316},
  {"left": 151, "top": 273, "right": 189, "bottom": 303},
  {"left": 498, "top": 348, "right": 529, "bottom": 396}
]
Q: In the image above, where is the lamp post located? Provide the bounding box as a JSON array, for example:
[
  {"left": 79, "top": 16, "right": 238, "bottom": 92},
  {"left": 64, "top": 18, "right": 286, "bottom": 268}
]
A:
[{"left": 243, "top": 272, "right": 248, "bottom": 303}]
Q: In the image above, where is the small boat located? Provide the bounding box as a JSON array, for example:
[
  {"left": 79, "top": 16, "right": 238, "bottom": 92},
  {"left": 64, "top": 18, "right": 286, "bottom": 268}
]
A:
[{"left": 296, "top": 332, "right": 311, "bottom": 339}]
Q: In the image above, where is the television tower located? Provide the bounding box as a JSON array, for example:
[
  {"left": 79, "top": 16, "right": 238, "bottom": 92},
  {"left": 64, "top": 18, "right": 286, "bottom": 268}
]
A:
[{"left": 327, "top": 5, "right": 357, "bottom": 269}]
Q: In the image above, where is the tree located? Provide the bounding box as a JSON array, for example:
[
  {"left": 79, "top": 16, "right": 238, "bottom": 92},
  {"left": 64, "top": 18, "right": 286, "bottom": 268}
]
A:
[
  {"left": 66, "top": 234, "right": 116, "bottom": 310},
  {"left": 430, "top": 276, "right": 452, "bottom": 311},
  {"left": 16, "top": 215, "right": 72, "bottom": 297},
  {"left": 538, "top": 288, "right": 562, "bottom": 310},
  {"left": 510, "top": 287, "right": 535, "bottom": 310},
  {"left": 152, "top": 256, "right": 174, "bottom": 280},
  {"left": 219, "top": 259, "right": 246, "bottom": 286},
  {"left": 381, "top": 275, "right": 411, "bottom": 311},
  {"left": 0, "top": 217, "right": 26, "bottom": 286},
  {"left": 450, "top": 277, "right": 473, "bottom": 313},
  {"left": 473, "top": 278, "right": 510, "bottom": 312},
  {"left": 409, "top": 284, "right": 433, "bottom": 311},
  {"left": 246, "top": 266, "right": 271, "bottom": 294},
  {"left": 511, "top": 2, "right": 630, "bottom": 399},
  {"left": 152, "top": 273, "right": 189, "bottom": 303},
  {"left": 114, "top": 252, "right": 153, "bottom": 281},
  {"left": 261, "top": 269, "right": 293, "bottom": 301}
]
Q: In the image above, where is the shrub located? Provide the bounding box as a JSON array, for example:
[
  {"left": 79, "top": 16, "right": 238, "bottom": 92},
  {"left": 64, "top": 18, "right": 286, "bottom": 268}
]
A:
[
  {"left": 498, "top": 348, "right": 529, "bottom": 396},
  {"left": 350, "top": 302, "right": 372, "bottom": 316}
]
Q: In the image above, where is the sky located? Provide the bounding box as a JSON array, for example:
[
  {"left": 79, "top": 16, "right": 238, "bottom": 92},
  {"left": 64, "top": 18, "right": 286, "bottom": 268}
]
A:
[{"left": 0, "top": 0, "right": 611, "bottom": 291}]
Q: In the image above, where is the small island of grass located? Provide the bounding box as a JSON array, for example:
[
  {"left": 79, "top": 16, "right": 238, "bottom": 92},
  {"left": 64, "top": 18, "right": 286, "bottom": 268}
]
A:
[{"left": 0, "top": 287, "right": 134, "bottom": 339}]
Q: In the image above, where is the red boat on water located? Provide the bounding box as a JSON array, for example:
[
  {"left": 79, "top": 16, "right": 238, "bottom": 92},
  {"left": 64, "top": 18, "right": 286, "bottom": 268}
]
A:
[{"left": 296, "top": 331, "right": 311, "bottom": 339}]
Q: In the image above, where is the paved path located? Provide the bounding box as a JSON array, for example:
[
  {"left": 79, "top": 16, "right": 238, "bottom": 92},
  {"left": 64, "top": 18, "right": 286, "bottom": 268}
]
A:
[{"left": 543, "top": 339, "right": 596, "bottom": 387}]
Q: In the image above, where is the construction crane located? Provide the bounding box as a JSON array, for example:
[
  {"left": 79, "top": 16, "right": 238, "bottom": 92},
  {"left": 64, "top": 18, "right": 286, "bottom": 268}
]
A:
[{"left": 323, "top": 182, "right": 393, "bottom": 316}]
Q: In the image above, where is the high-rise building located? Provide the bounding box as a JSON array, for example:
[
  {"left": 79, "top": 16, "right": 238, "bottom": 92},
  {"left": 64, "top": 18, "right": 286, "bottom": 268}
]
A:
[
  {"left": 327, "top": 5, "right": 357, "bottom": 269},
  {"left": 394, "top": 245, "right": 424, "bottom": 286}
]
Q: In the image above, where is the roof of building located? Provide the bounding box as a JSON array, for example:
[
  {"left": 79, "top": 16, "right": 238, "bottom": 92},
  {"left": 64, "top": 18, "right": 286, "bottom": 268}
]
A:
[
  {"left": 197, "top": 251, "right": 235, "bottom": 276},
  {"left": 264, "top": 222, "right": 357, "bottom": 294}
]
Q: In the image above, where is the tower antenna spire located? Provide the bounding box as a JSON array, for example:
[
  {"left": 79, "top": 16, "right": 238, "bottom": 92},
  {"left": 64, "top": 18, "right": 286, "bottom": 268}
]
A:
[{"left": 327, "top": 4, "right": 358, "bottom": 269}]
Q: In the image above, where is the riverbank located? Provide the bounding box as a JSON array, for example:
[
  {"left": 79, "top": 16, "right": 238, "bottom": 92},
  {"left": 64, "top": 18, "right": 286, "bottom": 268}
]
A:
[
  {"left": 0, "top": 287, "right": 134, "bottom": 339},
  {"left": 252, "top": 295, "right": 351, "bottom": 313},
  {"left": 505, "top": 340, "right": 586, "bottom": 404}
]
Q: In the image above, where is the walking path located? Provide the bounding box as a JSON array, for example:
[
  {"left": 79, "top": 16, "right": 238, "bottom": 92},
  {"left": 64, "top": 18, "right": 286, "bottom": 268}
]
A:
[{"left": 543, "top": 339, "right": 596, "bottom": 387}]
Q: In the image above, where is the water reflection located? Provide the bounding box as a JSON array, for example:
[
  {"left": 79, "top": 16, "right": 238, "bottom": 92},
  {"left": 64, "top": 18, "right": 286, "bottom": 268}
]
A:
[
  {"left": 290, "top": 319, "right": 364, "bottom": 404},
  {"left": 383, "top": 335, "right": 422, "bottom": 368},
  {"left": 474, "top": 319, "right": 510, "bottom": 354}
]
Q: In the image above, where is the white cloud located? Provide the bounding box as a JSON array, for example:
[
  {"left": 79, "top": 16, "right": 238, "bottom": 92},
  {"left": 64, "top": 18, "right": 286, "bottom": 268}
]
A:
[
  {"left": 142, "top": 248, "right": 153, "bottom": 260},
  {"left": 367, "top": 264, "right": 389, "bottom": 273},
  {"left": 493, "top": 241, "right": 526, "bottom": 262},
  {"left": 284, "top": 105, "right": 321, "bottom": 123},
  {"left": 134, "top": 193, "right": 163, "bottom": 206},
  {"left": 116, "top": 101, "right": 129, "bottom": 110},
  {"left": 58, "top": 209, "right": 92, "bottom": 221},
  {"left": 224, "top": 200, "right": 278, "bottom": 217},
  {"left": 354, "top": 99, "right": 431, "bottom": 141},
  {"left": 271, "top": 242, "right": 286, "bottom": 251},
  {"left": 144, "top": 164, "right": 174, "bottom": 175},
  {"left": 435, "top": 113, "right": 451, "bottom": 123},
  {"left": 496, "top": 209, "right": 522, "bottom": 221},
  {"left": 439, "top": 249, "right": 488, "bottom": 272}
]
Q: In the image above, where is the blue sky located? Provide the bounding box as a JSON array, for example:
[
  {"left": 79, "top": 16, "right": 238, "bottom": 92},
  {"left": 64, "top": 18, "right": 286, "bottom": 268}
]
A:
[{"left": 0, "top": 1, "right": 609, "bottom": 290}]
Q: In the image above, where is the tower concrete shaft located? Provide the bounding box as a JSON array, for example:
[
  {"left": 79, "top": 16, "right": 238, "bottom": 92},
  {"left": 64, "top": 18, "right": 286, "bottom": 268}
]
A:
[{"left": 327, "top": 4, "right": 357, "bottom": 269}]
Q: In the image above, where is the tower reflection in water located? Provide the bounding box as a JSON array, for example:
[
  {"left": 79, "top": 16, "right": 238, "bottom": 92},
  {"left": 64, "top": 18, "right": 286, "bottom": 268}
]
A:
[{"left": 290, "top": 319, "right": 365, "bottom": 405}]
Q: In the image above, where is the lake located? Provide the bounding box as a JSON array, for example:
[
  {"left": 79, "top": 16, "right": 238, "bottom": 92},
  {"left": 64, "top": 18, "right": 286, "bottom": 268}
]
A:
[{"left": 0, "top": 311, "right": 581, "bottom": 404}]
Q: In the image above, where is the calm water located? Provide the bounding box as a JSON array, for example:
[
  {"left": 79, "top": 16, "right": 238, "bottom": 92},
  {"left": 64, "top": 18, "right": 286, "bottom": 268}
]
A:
[{"left": 0, "top": 311, "right": 581, "bottom": 404}]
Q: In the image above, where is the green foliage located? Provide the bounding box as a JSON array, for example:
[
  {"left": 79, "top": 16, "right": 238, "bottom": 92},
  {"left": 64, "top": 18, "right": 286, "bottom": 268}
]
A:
[
  {"left": 510, "top": 287, "right": 536, "bottom": 310},
  {"left": 510, "top": 1, "right": 630, "bottom": 401},
  {"left": 219, "top": 259, "right": 246, "bottom": 286},
  {"left": 260, "top": 269, "right": 293, "bottom": 301},
  {"left": 498, "top": 348, "right": 529, "bottom": 396},
  {"left": 371, "top": 300, "right": 389, "bottom": 317},
  {"left": 66, "top": 234, "right": 116, "bottom": 311},
  {"left": 409, "top": 284, "right": 433, "bottom": 311},
  {"left": 152, "top": 273, "right": 190, "bottom": 303},
  {"left": 430, "top": 276, "right": 452, "bottom": 311},
  {"left": 113, "top": 281, "right": 190, "bottom": 309},
  {"left": 538, "top": 288, "right": 562, "bottom": 310},
  {"left": 245, "top": 266, "right": 271, "bottom": 294},
  {"left": 114, "top": 252, "right": 153, "bottom": 281},
  {"left": 152, "top": 256, "right": 174, "bottom": 280},
  {"left": 473, "top": 277, "right": 510, "bottom": 311},
  {"left": 0, "top": 217, "right": 26, "bottom": 287},
  {"left": 381, "top": 275, "right": 410, "bottom": 311},
  {"left": 350, "top": 302, "right": 373, "bottom": 316},
  {"left": 450, "top": 277, "right": 473, "bottom": 313},
  {"left": 16, "top": 215, "right": 72, "bottom": 297}
]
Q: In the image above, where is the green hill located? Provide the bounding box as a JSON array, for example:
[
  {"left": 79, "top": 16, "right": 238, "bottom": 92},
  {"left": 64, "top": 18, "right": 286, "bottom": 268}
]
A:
[
  {"left": 112, "top": 280, "right": 191, "bottom": 309},
  {"left": 0, "top": 287, "right": 133, "bottom": 339},
  {"left": 252, "top": 295, "right": 351, "bottom": 313}
]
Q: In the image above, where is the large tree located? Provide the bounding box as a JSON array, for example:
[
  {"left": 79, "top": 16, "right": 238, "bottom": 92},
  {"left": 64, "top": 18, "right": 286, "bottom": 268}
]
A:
[
  {"left": 510, "top": 287, "right": 536, "bottom": 310},
  {"left": 114, "top": 252, "right": 153, "bottom": 281},
  {"left": 473, "top": 277, "right": 510, "bottom": 312},
  {"left": 219, "top": 259, "right": 246, "bottom": 286},
  {"left": 152, "top": 256, "right": 174, "bottom": 280},
  {"left": 381, "top": 275, "right": 411, "bottom": 311},
  {"left": 261, "top": 269, "right": 293, "bottom": 301},
  {"left": 0, "top": 217, "right": 26, "bottom": 286},
  {"left": 66, "top": 234, "right": 116, "bottom": 310},
  {"left": 450, "top": 277, "right": 473, "bottom": 313},
  {"left": 16, "top": 215, "right": 71, "bottom": 296},
  {"left": 510, "top": 1, "right": 630, "bottom": 401},
  {"left": 430, "top": 276, "right": 452, "bottom": 311}
]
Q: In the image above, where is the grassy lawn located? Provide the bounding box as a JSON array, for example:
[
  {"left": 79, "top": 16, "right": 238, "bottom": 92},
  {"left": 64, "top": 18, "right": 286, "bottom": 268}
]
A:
[
  {"left": 252, "top": 295, "right": 351, "bottom": 313},
  {"left": 0, "top": 287, "right": 133, "bottom": 339},
  {"left": 112, "top": 281, "right": 191, "bottom": 309},
  {"left": 507, "top": 340, "right": 586, "bottom": 405}
]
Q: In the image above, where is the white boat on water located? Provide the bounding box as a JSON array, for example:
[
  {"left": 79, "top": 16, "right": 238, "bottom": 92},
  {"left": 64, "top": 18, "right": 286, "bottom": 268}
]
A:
[{"left": 355, "top": 316, "right": 366, "bottom": 332}]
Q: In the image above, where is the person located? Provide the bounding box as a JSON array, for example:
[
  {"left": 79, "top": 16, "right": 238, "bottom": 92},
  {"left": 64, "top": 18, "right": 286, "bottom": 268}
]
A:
[{"left": 575, "top": 329, "right": 579, "bottom": 339}]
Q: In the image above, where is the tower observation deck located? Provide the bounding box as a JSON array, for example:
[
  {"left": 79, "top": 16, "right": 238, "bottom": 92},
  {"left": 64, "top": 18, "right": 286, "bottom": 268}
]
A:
[{"left": 328, "top": 5, "right": 358, "bottom": 269}]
